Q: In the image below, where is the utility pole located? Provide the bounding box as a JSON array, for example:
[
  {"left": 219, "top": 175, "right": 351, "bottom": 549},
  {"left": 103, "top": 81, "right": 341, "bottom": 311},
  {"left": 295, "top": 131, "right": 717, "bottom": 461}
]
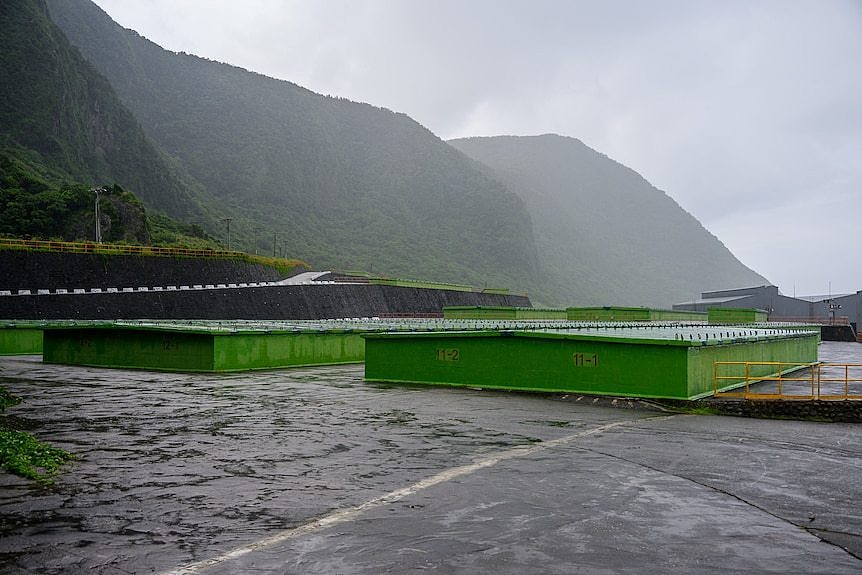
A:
[
  {"left": 220, "top": 217, "right": 233, "bottom": 250},
  {"left": 92, "top": 187, "right": 103, "bottom": 243},
  {"left": 252, "top": 227, "right": 261, "bottom": 255}
]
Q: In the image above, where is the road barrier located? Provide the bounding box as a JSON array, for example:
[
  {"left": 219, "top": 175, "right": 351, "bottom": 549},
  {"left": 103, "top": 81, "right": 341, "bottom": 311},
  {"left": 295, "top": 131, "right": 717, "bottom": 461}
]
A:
[{"left": 714, "top": 361, "right": 862, "bottom": 400}]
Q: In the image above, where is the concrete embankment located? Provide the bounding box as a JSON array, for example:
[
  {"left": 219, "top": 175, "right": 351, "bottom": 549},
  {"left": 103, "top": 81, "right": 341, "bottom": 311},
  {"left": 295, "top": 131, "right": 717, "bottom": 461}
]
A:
[
  {"left": 0, "top": 251, "right": 285, "bottom": 291},
  {"left": 0, "top": 284, "right": 530, "bottom": 320},
  {"left": 0, "top": 250, "right": 530, "bottom": 319}
]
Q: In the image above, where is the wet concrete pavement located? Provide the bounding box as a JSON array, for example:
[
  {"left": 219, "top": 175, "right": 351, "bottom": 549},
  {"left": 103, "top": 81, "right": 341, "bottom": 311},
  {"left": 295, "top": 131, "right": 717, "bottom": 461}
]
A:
[{"left": 1, "top": 342, "right": 861, "bottom": 574}]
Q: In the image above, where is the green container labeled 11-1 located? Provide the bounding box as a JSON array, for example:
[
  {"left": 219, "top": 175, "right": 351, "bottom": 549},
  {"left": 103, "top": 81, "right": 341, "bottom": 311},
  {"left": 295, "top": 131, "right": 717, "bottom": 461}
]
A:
[{"left": 363, "top": 328, "right": 818, "bottom": 400}]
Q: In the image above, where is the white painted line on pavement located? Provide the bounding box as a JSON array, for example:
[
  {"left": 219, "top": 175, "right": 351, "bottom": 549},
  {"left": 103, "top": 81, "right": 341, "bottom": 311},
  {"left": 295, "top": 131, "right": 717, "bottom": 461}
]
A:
[{"left": 160, "top": 415, "right": 674, "bottom": 575}]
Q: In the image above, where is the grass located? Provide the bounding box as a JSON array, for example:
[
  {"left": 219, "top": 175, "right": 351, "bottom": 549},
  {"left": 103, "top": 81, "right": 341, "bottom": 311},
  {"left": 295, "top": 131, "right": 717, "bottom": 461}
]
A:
[{"left": 0, "top": 385, "right": 75, "bottom": 485}]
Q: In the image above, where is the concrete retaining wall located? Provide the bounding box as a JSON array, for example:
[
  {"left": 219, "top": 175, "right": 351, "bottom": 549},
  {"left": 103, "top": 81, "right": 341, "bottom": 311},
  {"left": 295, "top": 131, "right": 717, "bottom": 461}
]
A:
[
  {"left": 0, "top": 251, "right": 284, "bottom": 291},
  {"left": 0, "top": 284, "right": 531, "bottom": 320},
  {"left": 659, "top": 398, "right": 862, "bottom": 423}
]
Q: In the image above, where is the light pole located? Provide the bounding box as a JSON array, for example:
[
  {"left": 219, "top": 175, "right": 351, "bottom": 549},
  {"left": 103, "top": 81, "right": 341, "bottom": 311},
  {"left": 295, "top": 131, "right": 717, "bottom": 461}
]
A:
[
  {"left": 272, "top": 231, "right": 278, "bottom": 258},
  {"left": 220, "top": 217, "right": 233, "bottom": 250},
  {"left": 92, "top": 187, "right": 103, "bottom": 243},
  {"left": 252, "top": 227, "right": 261, "bottom": 255}
]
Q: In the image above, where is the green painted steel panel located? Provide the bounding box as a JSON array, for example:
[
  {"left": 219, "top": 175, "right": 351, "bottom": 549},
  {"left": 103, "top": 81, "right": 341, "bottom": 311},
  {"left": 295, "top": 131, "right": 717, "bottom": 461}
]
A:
[
  {"left": 443, "top": 306, "right": 518, "bottom": 320},
  {"left": 212, "top": 332, "right": 365, "bottom": 371},
  {"left": 0, "top": 328, "right": 43, "bottom": 355},
  {"left": 41, "top": 326, "right": 365, "bottom": 372},
  {"left": 513, "top": 308, "right": 567, "bottom": 320},
  {"left": 443, "top": 307, "right": 566, "bottom": 320},
  {"left": 650, "top": 309, "right": 708, "bottom": 321},
  {"left": 364, "top": 329, "right": 820, "bottom": 400},
  {"left": 566, "top": 307, "right": 708, "bottom": 322},
  {"left": 566, "top": 307, "right": 653, "bottom": 321},
  {"left": 708, "top": 308, "right": 769, "bottom": 324},
  {"left": 43, "top": 328, "right": 215, "bottom": 371}
]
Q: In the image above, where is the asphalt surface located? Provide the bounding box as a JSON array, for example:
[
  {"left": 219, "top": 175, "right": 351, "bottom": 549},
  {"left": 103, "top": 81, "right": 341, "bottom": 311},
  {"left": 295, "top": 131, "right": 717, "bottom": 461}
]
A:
[{"left": 1, "top": 342, "right": 861, "bottom": 574}]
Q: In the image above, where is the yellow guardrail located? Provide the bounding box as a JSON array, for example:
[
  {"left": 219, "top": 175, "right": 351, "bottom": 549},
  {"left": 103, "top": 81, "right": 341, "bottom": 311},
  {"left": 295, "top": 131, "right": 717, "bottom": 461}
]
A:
[
  {"left": 714, "top": 361, "right": 862, "bottom": 400},
  {"left": 0, "top": 237, "right": 308, "bottom": 270},
  {"left": 0, "top": 237, "right": 241, "bottom": 258}
]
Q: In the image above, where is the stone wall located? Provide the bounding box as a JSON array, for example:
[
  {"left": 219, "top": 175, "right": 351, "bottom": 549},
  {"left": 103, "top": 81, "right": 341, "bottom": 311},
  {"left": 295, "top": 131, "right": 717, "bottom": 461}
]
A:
[
  {"left": 0, "top": 283, "right": 531, "bottom": 320},
  {"left": 659, "top": 398, "right": 862, "bottom": 423},
  {"left": 0, "top": 251, "right": 284, "bottom": 291}
]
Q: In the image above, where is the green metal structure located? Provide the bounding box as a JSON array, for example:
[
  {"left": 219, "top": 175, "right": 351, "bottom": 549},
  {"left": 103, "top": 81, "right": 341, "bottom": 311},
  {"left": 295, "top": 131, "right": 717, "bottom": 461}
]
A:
[
  {"left": 566, "top": 307, "right": 707, "bottom": 322},
  {"left": 42, "top": 324, "right": 366, "bottom": 372},
  {"left": 708, "top": 308, "right": 769, "bottom": 324},
  {"left": 364, "top": 326, "right": 819, "bottom": 400},
  {"left": 443, "top": 306, "right": 567, "bottom": 320},
  {"left": 0, "top": 323, "right": 43, "bottom": 355}
]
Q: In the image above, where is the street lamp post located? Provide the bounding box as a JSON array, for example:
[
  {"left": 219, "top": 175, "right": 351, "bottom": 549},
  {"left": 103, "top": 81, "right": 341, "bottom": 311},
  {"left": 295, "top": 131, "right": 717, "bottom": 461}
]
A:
[
  {"left": 220, "top": 217, "right": 233, "bottom": 250},
  {"left": 92, "top": 187, "right": 103, "bottom": 243},
  {"left": 252, "top": 227, "right": 261, "bottom": 255}
]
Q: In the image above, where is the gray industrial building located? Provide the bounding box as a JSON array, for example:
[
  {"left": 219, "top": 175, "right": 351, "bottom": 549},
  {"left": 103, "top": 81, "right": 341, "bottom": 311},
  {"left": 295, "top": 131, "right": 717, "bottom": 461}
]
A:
[{"left": 674, "top": 285, "right": 861, "bottom": 332}]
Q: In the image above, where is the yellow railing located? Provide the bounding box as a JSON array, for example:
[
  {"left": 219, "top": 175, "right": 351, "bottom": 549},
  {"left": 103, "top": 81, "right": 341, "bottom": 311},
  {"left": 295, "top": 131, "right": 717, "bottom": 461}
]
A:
[
  {"left": 0, "top": 237, "right": 308, "bottom": 270},
  {"left": 714, "top": 361, "right": 862, "bottom": 400},
  {"left": 0, "top": 237, "right": 241, "bottom": 258}
]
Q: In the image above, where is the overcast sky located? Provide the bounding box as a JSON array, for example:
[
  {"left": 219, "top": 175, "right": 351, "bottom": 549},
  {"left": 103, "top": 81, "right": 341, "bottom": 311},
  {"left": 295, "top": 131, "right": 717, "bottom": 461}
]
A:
[{"left": 92, "top": 0, "right": 862, "bottom": 297}]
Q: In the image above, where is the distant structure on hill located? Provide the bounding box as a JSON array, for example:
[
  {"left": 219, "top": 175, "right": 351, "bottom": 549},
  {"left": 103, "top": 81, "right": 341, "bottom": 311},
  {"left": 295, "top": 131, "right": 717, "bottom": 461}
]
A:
[{"left": 674, "top": 285, "right": 861, "bottom": 332}]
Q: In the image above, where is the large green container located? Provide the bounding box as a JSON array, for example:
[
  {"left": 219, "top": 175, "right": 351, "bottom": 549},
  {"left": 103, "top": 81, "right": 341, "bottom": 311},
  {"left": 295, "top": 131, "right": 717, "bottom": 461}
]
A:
[
  {"left": 43, "top": 326, "right": 365, "bottom": 372},
  {"left": 649, "top": 309, "right": 709, "bottom": 321},
  {"left": 364, "top": 327, "right": 819, "bottom": 400},
  {"left": 444, "top": 306, "right": 518, "bottom": 320},
  {"left": 0, "top": 326, "right": 43, "bottom": 355},
  {"left": 708, "top": 308, "right": 769, "bottom": 324},
  {"left": 566, "top": 307, "right": 708, "bottom": 322},
  {"left": 566, "top": 307, "right": 653, "bottom": 321},
  {"left": 443, "top": 306, "right": 567, "bottom": 320}
]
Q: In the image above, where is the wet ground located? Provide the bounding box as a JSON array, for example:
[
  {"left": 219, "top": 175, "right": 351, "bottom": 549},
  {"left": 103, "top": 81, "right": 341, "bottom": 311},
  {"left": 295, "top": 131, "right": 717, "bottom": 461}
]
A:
[{"left": 1, "top": 342, "right": 861, "bottom": 574}]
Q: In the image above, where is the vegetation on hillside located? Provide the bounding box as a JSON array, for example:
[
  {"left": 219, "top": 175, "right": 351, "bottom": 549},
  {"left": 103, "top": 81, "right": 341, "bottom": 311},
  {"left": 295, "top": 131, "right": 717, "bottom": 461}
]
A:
[
  {"left": 0, "top": 148, "right": 220, "bottom": 247},
  {"left": 0, "top": 0, "right": 214, "bottom": 230},
  {"left": 1, "top": 0, "right": 768, "bottom": 303},
  {"left": 44, "top": 0, "right": 541, "bottom": 292}
]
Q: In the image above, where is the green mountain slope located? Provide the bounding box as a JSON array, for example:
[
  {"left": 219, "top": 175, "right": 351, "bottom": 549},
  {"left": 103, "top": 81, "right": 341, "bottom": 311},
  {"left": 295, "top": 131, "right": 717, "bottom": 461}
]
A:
[
  {"left": 0, "top": 0, "right": 209, "bottom": 225},
  {"left": 44, "top": 0, "right": 540, "bottom": 290},
  {"left": 449, "top": 135, "right": 768, "bottom": 307}
]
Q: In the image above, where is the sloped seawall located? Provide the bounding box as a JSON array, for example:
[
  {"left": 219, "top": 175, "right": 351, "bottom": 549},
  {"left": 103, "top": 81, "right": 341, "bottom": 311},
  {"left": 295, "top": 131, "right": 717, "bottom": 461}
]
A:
[
  {"left": 0, "top": 284, "right": 530, "bottom": 320},
  {"left": 0, "top": 251, "right": 285, "bottom": 291}
]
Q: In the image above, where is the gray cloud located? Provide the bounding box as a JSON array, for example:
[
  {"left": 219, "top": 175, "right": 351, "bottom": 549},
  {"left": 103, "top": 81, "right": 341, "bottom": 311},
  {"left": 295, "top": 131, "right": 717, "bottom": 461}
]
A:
[{"left": 94, "top": 0, "right": 862, "bottom": 295}]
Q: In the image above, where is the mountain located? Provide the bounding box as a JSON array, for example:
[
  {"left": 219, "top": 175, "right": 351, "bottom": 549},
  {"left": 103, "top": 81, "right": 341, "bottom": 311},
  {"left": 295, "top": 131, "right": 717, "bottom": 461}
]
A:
[
  {"left": 449, "top": 135, "right": 767, "bottom": 307},
  {"left": 10, "top": 0, "right": 766, "bottom": 305},
  {"left": 43, "top": 0, "right": 540, "bottom": 290},
  {"left": 0, "top": 0, "right": 210, "bottom": 226}
]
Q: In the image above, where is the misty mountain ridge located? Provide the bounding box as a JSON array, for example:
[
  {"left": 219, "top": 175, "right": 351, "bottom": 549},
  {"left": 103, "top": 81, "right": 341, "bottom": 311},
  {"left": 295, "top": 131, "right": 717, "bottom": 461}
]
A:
[
  {"left": 1, "top": 0, "right": 766, "bottom": 307},
  {"left": 449, "top": 134, "right": 766, "bottom": 306},
  {"left": 44, "top": 0, "right": 541, "bottom": 292}
]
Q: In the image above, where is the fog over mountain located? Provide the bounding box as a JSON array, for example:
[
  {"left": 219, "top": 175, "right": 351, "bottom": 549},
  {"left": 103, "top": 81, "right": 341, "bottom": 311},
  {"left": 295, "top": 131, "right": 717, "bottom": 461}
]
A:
[
  {"left": 86, "top": 0, "right": 861, "bottom": 296},
  {"left": 0, "top": 0, "right": 774, "bottom": 306},
  {"left": 450, "top": 135, "right": 767, "bottom": 306}
]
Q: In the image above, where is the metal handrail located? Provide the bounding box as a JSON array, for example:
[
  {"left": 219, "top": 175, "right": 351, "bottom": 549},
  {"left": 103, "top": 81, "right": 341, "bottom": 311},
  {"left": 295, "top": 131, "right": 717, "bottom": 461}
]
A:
[
  {"left": 0, "top": 237, "right": 307, "bottom": 269},
  {"left": 768, "top": 316, "right": 850, "bottom": 326},
  {"left": 714, "top": 361, "right": 862, "bottom": 400}
]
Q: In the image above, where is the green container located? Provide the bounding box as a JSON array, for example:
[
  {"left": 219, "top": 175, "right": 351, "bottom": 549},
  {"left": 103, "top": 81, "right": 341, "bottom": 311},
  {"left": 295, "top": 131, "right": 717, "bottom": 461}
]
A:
[
  {"left": 0, "top": 326, "right": 43, "bottom": 355},
  {"left": 443, "top": 306, "right": 567, "bottom": 320},
  {"left": 364, "top": 327, "right": 819, "bottom": 400},
  {"left": 443, "top": 306, "right": 518, "bottom": 320},
  {"left": 43, "top": 326, "right": 365, "bottom": 372},
  {"left": 649, "top": 309, "right": 708, "bottom": 321},
  {"left": 566, "top": 307, "right": 653, "bottom": 321},
  {"left": 566, "top": 307, "right": 707, "bottom": 322},
  {"left": 708, "top": 308, "right": 769, "bottom": 324}
]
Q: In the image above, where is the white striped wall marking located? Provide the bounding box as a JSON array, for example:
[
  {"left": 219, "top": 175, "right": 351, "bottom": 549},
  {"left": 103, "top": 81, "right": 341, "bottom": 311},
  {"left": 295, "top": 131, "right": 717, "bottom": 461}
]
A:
[{"left": 161, "top": 415, "right": 673, "bottom": 575}]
